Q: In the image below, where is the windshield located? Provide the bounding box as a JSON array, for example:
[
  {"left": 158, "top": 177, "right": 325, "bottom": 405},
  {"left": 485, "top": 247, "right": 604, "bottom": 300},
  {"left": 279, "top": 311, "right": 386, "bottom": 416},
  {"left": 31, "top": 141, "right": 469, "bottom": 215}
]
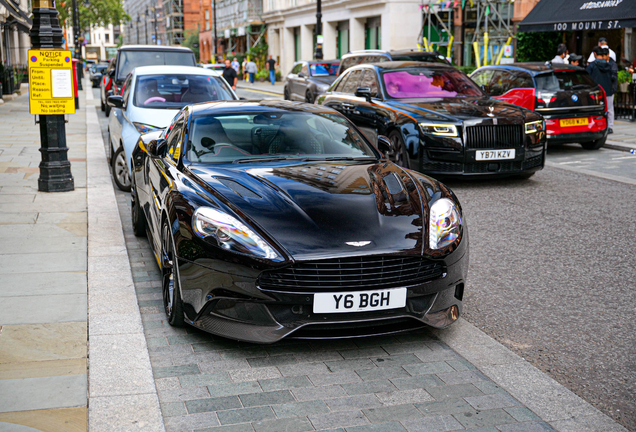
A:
[
  {"left": 93, "top": 64, "right": 108, "bottom": 73},
  {"left": 382, "top": 68, "right": 482, "bottom": 98},
  {"left": 391, "top": 53, "right": 450, "bottom": 64},
  {"left": 187, "top": 111, "right": 378, "bottom": 163},
  {"left": 310, "top": 63, "right": 339, "bottom": 76},
  {"left": 535, "top": 71, "right": 597, "bottom": 91},
  {"left": 133, "top": 74, "right": 235, "bottom": 109},
  {"left": 117, "top": 50, "right": 196, "bottom": 80}
]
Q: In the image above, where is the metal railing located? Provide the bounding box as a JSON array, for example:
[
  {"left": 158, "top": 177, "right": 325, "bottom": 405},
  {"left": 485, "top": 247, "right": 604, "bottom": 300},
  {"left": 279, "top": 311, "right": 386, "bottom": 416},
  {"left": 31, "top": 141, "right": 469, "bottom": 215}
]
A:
[{"left": 614, "top": 83, "right": 636, "bottom": 122}]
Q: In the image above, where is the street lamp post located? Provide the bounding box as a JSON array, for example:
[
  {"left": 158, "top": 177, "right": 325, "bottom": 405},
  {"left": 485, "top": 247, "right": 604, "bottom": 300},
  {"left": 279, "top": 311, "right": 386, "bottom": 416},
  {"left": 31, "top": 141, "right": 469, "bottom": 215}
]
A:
[
  {"left": 152, "top": 3, "right": 158, "bottom": 45},
  {"left": 314, "top": 0, "right": 323, "bottom": 60},
  {"left": 137, "top": 16, "right": 141, "bottom": 44},
  {"left": 29, "top": 0, "right": 74, "bottom": 192},
  {"left": 145, "top": 7, "right": 149, "bottom": 45},
  {"left": 71, "top": 0, "right": 83, "bottom": 90},
  {"left": 213, "top": 0, "right": 217, "bottom": 63}
]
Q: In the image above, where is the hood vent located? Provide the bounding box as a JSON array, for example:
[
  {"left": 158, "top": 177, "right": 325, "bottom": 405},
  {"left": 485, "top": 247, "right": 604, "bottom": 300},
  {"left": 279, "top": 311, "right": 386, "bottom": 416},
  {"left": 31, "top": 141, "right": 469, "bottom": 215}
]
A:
[
  {"left": 384, "top": 172, "right": 405, "bottom": 196},
  {"left": 216, "top": 178, "right": 261, "bottom": 199}
]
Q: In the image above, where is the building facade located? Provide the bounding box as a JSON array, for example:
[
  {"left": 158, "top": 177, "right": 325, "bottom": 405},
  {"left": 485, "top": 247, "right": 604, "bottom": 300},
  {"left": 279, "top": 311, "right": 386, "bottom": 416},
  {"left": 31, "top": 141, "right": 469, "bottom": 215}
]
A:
[{"left": 1, "top": 0, "right": 31, "bottom": 97}]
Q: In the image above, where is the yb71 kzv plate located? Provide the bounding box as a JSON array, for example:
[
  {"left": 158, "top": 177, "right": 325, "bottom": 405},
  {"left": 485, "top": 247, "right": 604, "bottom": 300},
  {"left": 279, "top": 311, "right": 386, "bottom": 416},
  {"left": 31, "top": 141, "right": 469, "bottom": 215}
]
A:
[
  {"left": 313, "top": 288, "right": 407, "bottom": 313},
  {"left": 475, "top": 149, "right": 516, "bottom": 161}
]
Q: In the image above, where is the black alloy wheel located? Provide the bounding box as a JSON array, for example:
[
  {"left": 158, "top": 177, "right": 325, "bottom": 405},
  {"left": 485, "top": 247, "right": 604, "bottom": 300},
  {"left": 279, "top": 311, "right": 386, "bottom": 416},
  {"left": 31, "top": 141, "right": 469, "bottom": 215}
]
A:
[
  {"left": 105, "top": 102, "right": 111, "bottom": 117},
  {"left": 388, "top": 130, "right": 410, "bottom": 169},
  {"left": 100, "top": 96, "right": 105, "bottom": 112},
  {"left": 108, "top": 129, "right": 114, "bottom": 161},
  {"left": 283, "top": 86, "right": 290, "bottom": 100},
  {"left": 131, "top": 181, "right": 146, "bottom": 237},
  {"left": 580, "top": 136, "right": 606, "bottom": 150},
  {"left": 305, "top": 90, "right": 314, "bottom": 104},
  {"left": 111, "top": 146, "right": 131, "bottom": 192},
  {"left": 161, "top": 220, "right": 185, "bottom": 327}
]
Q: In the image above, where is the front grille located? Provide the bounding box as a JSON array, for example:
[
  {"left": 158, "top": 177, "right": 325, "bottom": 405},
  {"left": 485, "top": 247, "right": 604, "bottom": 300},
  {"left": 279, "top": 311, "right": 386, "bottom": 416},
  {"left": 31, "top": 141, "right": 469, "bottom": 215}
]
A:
[
  {"left": 464, "top": 161, "right": 523, "bottom": 173},
  {"left": 523, "top": 155, "right": 543, "bottom": 169},
  {"left": 465, "top": 125, "right": 524, "bottom": 149},
  {"left": 421, "top": 161, "right": 463, "bottom": 173},
  {"left": 258, "top": 256, "right": 444, "bottom": 292}
]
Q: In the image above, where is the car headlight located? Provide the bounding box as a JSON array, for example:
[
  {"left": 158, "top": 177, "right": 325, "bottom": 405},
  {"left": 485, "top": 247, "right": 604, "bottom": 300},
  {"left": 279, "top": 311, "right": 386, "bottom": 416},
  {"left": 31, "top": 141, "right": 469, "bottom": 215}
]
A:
[
  {"left": 525, "top": 120, "right": 544, "bottom": 134},
  {"left": 192, "top": 207, "right": 283, "bottom": 261},
  {"left": 133, "top": 122, "right": 161, "bottom": 133},
  {"left": 420, "top": 123, "right": 458, "bottom": 137},
  {"left": 429, "top": 198, "right": 462, "bottom": 250}
]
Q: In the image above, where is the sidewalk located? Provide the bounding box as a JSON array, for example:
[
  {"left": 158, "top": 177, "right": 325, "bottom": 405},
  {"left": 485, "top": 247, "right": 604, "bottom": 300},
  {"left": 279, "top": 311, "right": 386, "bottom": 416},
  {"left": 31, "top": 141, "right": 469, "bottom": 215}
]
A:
[
  {"left": 605, "top": 120, "right": 636, "bottom": 152},
  {"left": 237, "top": 80, "right": 284, "bottom": 96}
]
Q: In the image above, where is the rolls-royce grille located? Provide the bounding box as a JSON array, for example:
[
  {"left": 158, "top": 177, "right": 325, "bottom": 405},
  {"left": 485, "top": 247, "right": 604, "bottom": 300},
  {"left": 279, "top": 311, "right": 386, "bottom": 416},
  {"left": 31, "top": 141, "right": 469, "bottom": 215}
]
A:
[
  {"left": 465, "top": 125, "right": 524, "bottom": 149},
  {"left": 258, "top": 256, "right": 444, "bottom": 292}
]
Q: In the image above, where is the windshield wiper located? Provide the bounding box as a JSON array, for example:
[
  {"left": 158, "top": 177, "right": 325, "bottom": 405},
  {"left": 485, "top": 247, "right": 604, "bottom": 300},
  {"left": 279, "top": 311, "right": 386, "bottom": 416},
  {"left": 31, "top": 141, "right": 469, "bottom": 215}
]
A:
[
  {"left": 301, "top": 156, "right": 378, "bottom": 161},
  {"left": 234, "top": 156, "right": 294, "bottom": 163}
]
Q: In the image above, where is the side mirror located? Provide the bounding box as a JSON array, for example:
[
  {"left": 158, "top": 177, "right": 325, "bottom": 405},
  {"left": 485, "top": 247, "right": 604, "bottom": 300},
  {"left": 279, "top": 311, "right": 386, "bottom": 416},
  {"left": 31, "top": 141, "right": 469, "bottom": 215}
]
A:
[
  {"left": 148, "top": 138, "right": 168, "bottom": 158},
  {"left": 107, "top": 95, "right": 124, "bottom": 108},
  {"left": 377, "top": 135, "right": 392, "bottom": 154},
  {"left": 355, "top": 86, "right": 373, "bottom": 102},
  {"left": 108, "top": 69, "right": 115, "bottom": 78},
  {"left": 297, "top": 72, "right": 305, "bottom": 78}
]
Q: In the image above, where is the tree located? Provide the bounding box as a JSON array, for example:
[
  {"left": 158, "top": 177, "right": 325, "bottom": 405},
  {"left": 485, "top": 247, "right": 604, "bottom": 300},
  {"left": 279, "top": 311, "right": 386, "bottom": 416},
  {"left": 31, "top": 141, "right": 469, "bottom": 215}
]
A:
[
  {"left": 182, "top": 30, "right": 200, "bottom": 62},
  {"left": 516, "top": 30, "right": 569, "bottom": 62},
  {"left": 56, "top": 0, "right": 129, "bottom": 31}
]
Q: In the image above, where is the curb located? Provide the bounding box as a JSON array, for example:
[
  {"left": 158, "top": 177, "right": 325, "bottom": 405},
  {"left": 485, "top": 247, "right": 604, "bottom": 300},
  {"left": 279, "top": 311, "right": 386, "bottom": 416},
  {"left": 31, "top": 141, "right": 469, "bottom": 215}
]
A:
[
  {"left": 86, "top": 103, "right": 166, "bottom": 431},
  {"left": 236, "top": 83, "right": 284, "bottom": 96},
  {"left": 604, "top": 140, "right": 635, "bottom": 153}
]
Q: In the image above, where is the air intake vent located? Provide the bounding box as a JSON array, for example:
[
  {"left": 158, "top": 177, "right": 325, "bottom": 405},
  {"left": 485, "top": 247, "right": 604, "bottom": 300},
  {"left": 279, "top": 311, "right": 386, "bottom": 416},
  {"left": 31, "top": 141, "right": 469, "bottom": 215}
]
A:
[{"left": 215, "top": 178, "right": 261, "bottom": 199}]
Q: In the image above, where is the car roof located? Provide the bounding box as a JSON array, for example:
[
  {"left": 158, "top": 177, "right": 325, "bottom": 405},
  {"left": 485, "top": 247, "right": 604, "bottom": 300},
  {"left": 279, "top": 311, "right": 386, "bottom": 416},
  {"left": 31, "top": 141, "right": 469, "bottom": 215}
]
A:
[
  {"left": 189, "top": 100, "right": 337, "bottom": 116},
  {"left": 118, "top": 44, "right": 193, "bottom": 53},
  {"left": 477, "top": 62, "right": 585, "bottom": 75},
  {"left": 351, "top": 61, "right": 457, "bottom": 71},
  {"left": 133, "top": 65, "right": 222, "bottom": 76}
]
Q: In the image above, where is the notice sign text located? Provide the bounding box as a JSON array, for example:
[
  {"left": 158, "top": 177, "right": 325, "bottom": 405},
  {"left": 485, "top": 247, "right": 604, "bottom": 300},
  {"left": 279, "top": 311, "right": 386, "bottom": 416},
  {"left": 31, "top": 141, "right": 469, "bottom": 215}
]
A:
[{"left": 28, "top": 49, "right": 76, "bottom": 115}]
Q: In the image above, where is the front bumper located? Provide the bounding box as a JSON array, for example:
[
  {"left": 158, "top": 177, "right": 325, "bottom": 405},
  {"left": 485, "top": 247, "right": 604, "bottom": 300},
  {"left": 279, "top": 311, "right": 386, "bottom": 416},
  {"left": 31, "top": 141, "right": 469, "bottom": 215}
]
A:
[{"left": 177, "top": 241, "right": 468, "bottom": 344}]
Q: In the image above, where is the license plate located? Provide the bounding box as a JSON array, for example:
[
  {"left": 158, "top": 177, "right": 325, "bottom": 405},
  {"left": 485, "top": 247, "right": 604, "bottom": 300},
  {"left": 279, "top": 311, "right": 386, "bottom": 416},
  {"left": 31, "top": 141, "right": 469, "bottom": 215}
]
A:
[
  {"left": 475, "top": 149, "right": 515, "bottom": 161},
  {"left": 560, "top": 118, "right": 589, "bottom": 127},
  {"left": 313, "top": 288, "right": 407, "bottom": 313}
]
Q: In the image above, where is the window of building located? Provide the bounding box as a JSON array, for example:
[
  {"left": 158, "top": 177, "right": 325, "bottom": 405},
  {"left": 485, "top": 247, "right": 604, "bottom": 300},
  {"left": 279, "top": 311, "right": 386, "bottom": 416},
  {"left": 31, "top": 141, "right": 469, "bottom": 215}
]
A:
[
  {"left": 205, "top": 10, "right": 210, "bottom": 31},
  {"left": 294, "top": 27, "right": 301, "bottom": 62},
  {"left": 337, "top": 21, "right": 349, "bottom": 59},
  {"left": 105, "top": 33, "right": 110, "bottom": 43},
  {"left": 365, "top": 17, "right": 381, "bottom": 50}
]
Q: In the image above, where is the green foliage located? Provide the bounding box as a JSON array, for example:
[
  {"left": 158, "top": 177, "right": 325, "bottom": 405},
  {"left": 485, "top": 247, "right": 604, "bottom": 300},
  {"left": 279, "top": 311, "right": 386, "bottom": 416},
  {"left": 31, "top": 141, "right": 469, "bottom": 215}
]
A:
[
  {"left": 247, "top": 42, "right": 269, "bottom": 70},
  {"left": 56, "top": 0, "right": 129, "bottom": 30},
  {"left": 457, "top": 66, "right": 476, "bottom": 76},
  {"left": 618, "top": 70, "right": 632, "bottom": 84},
  {"left": 182, "top": 30, "right": 200, "bottom": 62},
  {"left": 517, "top": 31, "right": 568, "bottom": 62},
  {"left": 255, "top": 69, "right": 268, "bottom": 81},
  {"left": 275, "top": 70, "right": 282, "bottom": 82}
]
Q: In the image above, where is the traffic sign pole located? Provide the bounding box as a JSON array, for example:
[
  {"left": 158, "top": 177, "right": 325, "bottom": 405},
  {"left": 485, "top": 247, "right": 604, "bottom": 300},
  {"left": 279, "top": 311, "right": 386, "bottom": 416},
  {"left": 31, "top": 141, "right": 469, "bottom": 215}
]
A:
[{"left": 29, "top": 0, "right": 74, "bottom": 192}]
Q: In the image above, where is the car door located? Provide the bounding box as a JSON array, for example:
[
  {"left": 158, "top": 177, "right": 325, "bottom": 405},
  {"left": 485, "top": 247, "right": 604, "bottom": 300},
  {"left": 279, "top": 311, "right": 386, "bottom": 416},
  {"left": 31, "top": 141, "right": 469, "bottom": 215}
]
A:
[
  {"left": 330, "top": 69, "right": 364, "bottom": 119},
  {"left": 109, "top": 73, "right": 133, "bottom": 153},
  {"left": 295, "top": 63, "right": 310, "bottom": 100},
  {"left": 286, "top": 63, "right": 301, "bottom": 100},
  {"left": 491, "top": 69, "right": 535, "bottom": 111},
  {"left": 348, "top": 69, "right": 382, "bottom": 143}
]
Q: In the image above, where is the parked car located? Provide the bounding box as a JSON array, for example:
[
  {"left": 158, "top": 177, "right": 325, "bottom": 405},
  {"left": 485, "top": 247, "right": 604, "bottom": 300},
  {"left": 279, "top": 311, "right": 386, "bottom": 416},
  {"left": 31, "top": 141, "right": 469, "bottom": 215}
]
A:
[
  {"left": 100, "top": 45, "right": 197, "bottom": 118},
  {"left": 130, "top": 100, "right": 468, "bottom": 343},
  {"left": 471, "top": 63, "right": 608, "bottom": 150},
  {"left": 90, "top": 62, "right": 108, "bottom": 88},
  {"left": 338, "top": 49, "right": 451, "bottom": 75},
  {"left": 202, "top": 63, "right": 225, "bottom": 72},
  {"left": 283, "top": 60, "right": 339, "bottom": 103},
  {"left": 100, "top": 59, "right": 115, "bottom": 115},
  {"left": 317, "top": 62, "right": 546, "bottom": 178},
  {"left": 107, "top": 65, "right": 237, "bottom": 191}
]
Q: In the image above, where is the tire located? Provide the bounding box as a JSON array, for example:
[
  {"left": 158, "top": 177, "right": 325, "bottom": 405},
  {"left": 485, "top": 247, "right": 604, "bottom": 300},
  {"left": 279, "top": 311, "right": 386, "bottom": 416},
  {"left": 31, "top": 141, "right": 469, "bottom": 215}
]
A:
[
  {"left": 105, "top": 103, "right": 111, "bottom": 117},
  {"left": 284, "top": 87, "right": 290, "bottom": 100},
  {"left": 305, "top": 90, "right": 314, "bottom": 104},
  {"left": 131, "top": 182, "right": 146, "bottom": 237},
  {"left": 388, "top": 130, "right": 410, "bottom": 169},
  {"left": 161, "top": 220, "right": 185, "bottom": 327},
  {"left": 100, "top": 97, "right": 105, "bottom": 112},
  {"left": 108, "top": 129, "right": 114, "bottom": 162},
  {"left": 111, "top": 146, "right": 131, "bottom": 192},
  {"left": 580, "top": 136, "right": 606, "bottom": 150}
]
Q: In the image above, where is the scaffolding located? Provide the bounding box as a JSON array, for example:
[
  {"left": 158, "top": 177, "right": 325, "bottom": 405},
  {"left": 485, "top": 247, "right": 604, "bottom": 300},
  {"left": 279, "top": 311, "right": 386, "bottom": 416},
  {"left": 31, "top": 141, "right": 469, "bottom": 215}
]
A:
[
  {"left": 164, "top": 0, "right": 185, "bottom": 45},
  {"left": 418, "top": 0, "right": 515, "bottom": 66}
]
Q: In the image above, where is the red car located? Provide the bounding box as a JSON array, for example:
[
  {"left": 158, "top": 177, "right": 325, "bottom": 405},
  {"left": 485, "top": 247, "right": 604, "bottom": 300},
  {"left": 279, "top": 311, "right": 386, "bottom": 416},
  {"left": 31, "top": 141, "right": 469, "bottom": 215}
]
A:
[{"left": 471, "top": 63, "right": 608, "bottom": 150}]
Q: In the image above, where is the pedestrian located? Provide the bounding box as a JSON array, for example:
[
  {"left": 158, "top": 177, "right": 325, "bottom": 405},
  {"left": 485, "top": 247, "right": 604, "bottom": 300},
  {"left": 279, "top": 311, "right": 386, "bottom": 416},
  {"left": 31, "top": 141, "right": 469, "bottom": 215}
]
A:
[
  {"left": 266, "top": 55, "right": 277, "bottom": 85},
  {"left": 587, "top": 37, "right": 616, "bottom": 63},
  {"left": 551, "top": 43, "right": 568, "bottom": 64},
  {"left": 246, "top": 59, "right": 258, "bottom": 84},
  {"left": 231, "top": 57, "right": 240, "bottom": 74},
  {"left": 222, "top": 58, "right": 238, "bottom": 91},
  {"left": 241, "top": 58, "right": 248, "bottom": 81},
  {"left": 587, "top": 46, "right": 615, "bottom": 134},
  {"left": 568, "top": 53, "right": 583, "bottom": 67},
  {"left": 607, "top": 48, "right": 618, "bottom": 134}
]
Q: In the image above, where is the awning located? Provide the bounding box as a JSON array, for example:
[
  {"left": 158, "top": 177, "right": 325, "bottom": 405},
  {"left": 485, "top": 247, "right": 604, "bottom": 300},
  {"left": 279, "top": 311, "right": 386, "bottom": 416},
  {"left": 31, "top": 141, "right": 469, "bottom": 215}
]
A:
[
  {"left": 0, "top": 0, "right": 32, "bottom": 31},
  {"left": 518, "top": 0, "right": 636, "bottom": 32}
]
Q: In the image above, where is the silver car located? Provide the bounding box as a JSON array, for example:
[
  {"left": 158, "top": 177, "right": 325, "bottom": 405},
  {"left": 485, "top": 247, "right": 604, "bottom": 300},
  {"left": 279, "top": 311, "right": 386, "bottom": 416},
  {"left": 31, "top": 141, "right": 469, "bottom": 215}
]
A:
[{"left": 107, "top": 65, "right": 238, "bottom": 191}]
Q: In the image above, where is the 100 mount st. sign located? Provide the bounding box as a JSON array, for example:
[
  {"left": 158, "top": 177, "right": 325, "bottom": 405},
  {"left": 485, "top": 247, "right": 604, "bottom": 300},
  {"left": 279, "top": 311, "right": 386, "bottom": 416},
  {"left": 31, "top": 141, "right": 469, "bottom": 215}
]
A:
[
  {"left": 552, "top": 20, "right": 622, "bottom": 31},
  {"left": 580, "top": 0, "right": 623, "bottom": 9}
]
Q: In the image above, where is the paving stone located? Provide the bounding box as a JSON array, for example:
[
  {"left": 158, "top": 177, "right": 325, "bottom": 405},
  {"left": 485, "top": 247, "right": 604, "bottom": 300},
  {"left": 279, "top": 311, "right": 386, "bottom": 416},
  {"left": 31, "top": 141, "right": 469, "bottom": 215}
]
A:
[
  {"left": 403, "top": 362, "right": 455, "bottom": 376},
  {"left": 266, "top": 343, "right": 312, "bottom": 356},
  {"left": 161, "top": 402, "right": 188, "bottom": 417},
  {"left": 252, "top": 416, "right": 314, "bottom": 432},
  {"left": 380, "top": 342, "right": 428, "bottom": 355},
  {"left": 172, "top": 351, "right": 223, "bottom": 366},
  {"left": 293, "top": 350, "right": 344, "bottom": 363},
  {"left": 413, "top": 349, "right": 459, "bottom": 362},
  {"left": 272, "top": 400, "right": 330, "bottom": 418},
  {"left": 158, "top": 386, "right": 211, "bottom": 403},
  {"left": 473, "top": 381, "right": 506, "bottom": 395},
  {"left": 356, "top": 366, "right": 409, "bottom": 381},
  {"left": 464, "top": 393, "right": 521, "bottom": 411},
  {"left": 229, "top": 366, "right": 282, "bottom": 382},
  {"left": 246, "top": 354, "right": 298, "bottom": 368},
  {"left": 217, "top": 406, "right": 276, "bottom": 425},
  {"left": 452, "top": 409, "right": 516, "bottom": 429},
  {"left": 415, "top": 398, "right": 473, "bottom": 417},
  {"left": 390, "top": 374, "right": 445, "bottom": 391},
  {"left": 155, "top": 377, "right": 181, "bottom": 391},
  {"left": 363, "top": 404, "right": 423, "bottom": 423},
  {"left": 278, "top": 362, "right": 331, "bottom": 377},
  {"left": 325, "top": 394, "right": 381, "bottom": 412},
  {"left": 89, "top": 393, "right": 165, "bottom": 432},
  {"left": 503, "top": 407, "right": 542, "bottom": 423},
  {"left": 308, "top": 410, "right": 369, "bottom": 430},
  {"left": 258, "top": 375, "right": 313, "bottom": 391},
  {"left": 375, "top": 388, "right": 435, "bottom": 406},
  {"left": 496, "top": 422, "right": 555, "bottom": 432},
  {"left": 239, "top": 390, "right": 295, "bottom": 407},
  {"left": 185, "top": 396, "right": 242, "bottom": 414},
  {"left": 426, "top": 384, "right": 484, "bottom": 400},
  {"left": 447, "top": 359, "right": 477, "bottom": 371},
  {"left": 146, "top": 337, "right": 168, "bottom": 348},
  {"left": 342, "top": 380, "right": 397, "bottom": 396},
  {"left": 221, "top": 348, "right": 269, "bottom": 360},
  {"left": 167, "top": 334, "right": 212, "bottom": 345},
  {"left": 200, "top": 359, "right": 252, "bottom": 373},
  {"left": 308, "top": 370, "right": 362, "bottom": 386},
  {"left": 372, "top": 354, "right": 422, "bottom": 368},
  {"left": 207, "top": 381, "right": 263, "bottom": 397},
  {"left": 179, "top": 372, "right": 232, "bottom": 388},
  {"left": 194, "top": 424, "right": 254, "bottom": 432},
  {"left": 154, "top": 364, "right": 200, "bottom": 379},
  {"left": 346, "top": 422, "right": 408, "bottom": 432},
  {"left": 291, "top": 385, "right": 348, "bottom": 401},
  {"left": 338, "top": 347, "right": 387, "bottom": 359},
  {"left": 0, "top": 375, "right": 87, "bottom": 413},
  {"left": 402, "top": 414, "right": 465, "bottom": 432},
  {"left": 164, "top": 412, "right": 220, "bottom": 431},
  {"left": 325, "top": 358, "right": 375, "bottom": 372}
]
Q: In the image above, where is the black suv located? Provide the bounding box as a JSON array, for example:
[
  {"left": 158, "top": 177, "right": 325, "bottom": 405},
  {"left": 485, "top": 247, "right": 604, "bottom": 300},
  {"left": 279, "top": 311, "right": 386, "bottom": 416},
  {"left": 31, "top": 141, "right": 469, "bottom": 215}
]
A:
[
  {"left": 100, "top": 45, "right": 197, "bottom": 116},
  {"left": 338, "top": 49, "right": 450, "bottom": 75}
]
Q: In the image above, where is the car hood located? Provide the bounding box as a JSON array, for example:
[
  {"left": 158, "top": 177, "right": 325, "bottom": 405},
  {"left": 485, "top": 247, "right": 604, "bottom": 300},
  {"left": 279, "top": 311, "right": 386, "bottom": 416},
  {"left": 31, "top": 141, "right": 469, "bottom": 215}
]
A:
[
  {"left": 188, "top": 160, "right": 432, "bottom": 260},
  {"left": 386, "top": 97, "right": 529, "bottom": 123},
  {"left": 129, "top": 106, "right": 180, "bottom": 128}
]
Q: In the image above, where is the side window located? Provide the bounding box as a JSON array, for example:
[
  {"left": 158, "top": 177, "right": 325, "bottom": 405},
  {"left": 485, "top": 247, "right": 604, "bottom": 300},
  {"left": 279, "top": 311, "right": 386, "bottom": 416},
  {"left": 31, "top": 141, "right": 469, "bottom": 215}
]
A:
[
  {"left": 339, "top": 57, "right": 354, "bottom": 74},
  {"left": 488, "top": 70, "right": 509, "bottom": 96},
  {"left": 341, "top": 70, "right": 363, "bottom": 94},
  {"left": 360, "top": 70, "right": 379, "bottom": 98},
  {"left": 509, "top": 70, "right": 534, "bottom": 89},
  {"left": 471, "top": 69, "right": 494, "bottom": 88},
  {"left": 364, "top": 55, "right": 388, "bottom": 64},
  {"left": 333, "top": 74, "right": 349, "bottom": 93},
  {"left": 300, "top": 63, "right": 309, "bottom": 76},
  {"left": 291, "top": 63, "right": 302, "bottom": 74},
  {"left": 166, "top": 115, "right": 184, "bottom": 161},
  {"left": 122, "top": 74, "right": 133, "bottom": 105}
]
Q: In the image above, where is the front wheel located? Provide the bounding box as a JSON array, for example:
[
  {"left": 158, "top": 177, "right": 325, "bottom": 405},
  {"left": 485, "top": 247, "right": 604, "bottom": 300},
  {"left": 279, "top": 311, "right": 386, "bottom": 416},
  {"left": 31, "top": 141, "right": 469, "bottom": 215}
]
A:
[
  {"left": 284, "top": 87, "right": 290, "bottom": 100},
  {"left": 580, "top": 136, "right": 606, "bottom": 150},
  {"left": 161, "top": 221, "right": 185, "bottom": 327},
  {"left": 105, "top": 103, "right": 111, "bottom": 117},
  {"left": 388, "top": 130, "right": 410, "bottom": 169},
  {"left": 305, "top": 90, "right": 314, "bottom": 104},
  {"left": 131, "top": 183, "right": 146, "bottom": 237},
  {"left": 111, "top": 146, "right": 131, "bottom": 192},
  {"left": 100, "top": 97, "right": 105, "bottom": 112}
]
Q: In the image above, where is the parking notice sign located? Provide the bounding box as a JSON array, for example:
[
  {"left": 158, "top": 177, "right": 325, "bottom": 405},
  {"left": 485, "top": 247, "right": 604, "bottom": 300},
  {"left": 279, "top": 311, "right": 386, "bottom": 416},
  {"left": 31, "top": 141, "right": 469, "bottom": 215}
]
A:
[{"left": 28, "top": 49, "right": 75, "bottom": 115}]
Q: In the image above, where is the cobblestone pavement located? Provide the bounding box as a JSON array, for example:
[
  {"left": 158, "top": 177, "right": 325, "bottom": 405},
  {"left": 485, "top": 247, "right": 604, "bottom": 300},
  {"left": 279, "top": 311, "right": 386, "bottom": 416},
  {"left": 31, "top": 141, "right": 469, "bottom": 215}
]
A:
[{"left": 114, "top": 193, "right": 556, "bottom": 432}]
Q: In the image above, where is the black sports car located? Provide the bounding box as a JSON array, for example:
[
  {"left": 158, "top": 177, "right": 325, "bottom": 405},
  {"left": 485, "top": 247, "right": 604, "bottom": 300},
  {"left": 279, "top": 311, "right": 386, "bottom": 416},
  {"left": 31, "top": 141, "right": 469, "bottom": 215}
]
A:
[
  {"left": 317, "top": 62, "right": 547, "bottom": 178},
  {"left": 131, "top": 101, "right": 468, "bottom": 343}
]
